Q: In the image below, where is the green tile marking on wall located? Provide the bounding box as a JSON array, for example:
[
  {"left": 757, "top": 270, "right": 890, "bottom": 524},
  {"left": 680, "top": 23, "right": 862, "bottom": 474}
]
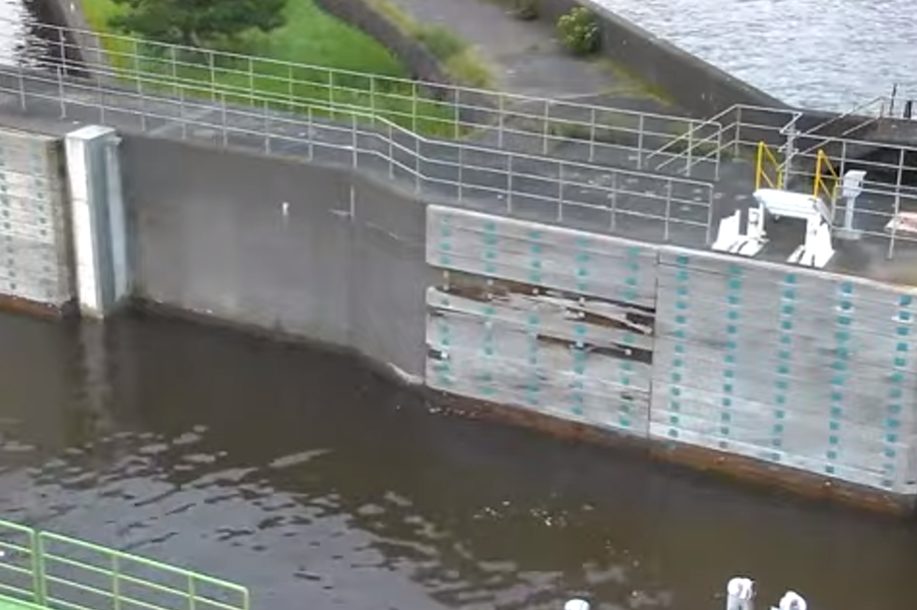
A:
[
  {"left": 771, "top": 272, "right": 797, "bottom": 463},
  {"left": 883, "top": 293, "right": 913, "bottom": 489},
  {"left": 668, "top": 254, "right": 691, "bottom": 440},
  {"left": 826, "top": 280, "right": 854, "bottom": 476}
]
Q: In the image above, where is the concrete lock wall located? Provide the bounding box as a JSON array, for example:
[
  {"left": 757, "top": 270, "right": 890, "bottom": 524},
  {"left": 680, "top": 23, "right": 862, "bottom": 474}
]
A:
[
  {"left": 2, "top": 125, "right": 915, "bottom": 510},
  {"left": 0, "top": 127, "right": 73, "bottom": 312},
  {"left": 118, "top": 135, "right": 435, "bottom": 379},
  {"left": 426, "top": 205, "right": 917, "bottom": 508}
]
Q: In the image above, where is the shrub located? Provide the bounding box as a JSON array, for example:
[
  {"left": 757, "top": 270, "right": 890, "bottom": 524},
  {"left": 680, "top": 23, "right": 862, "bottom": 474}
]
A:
[
  {"left": 557, "top": 7, "right": 600, "bottom": 55},
  {"left": 510, "top": 0, "right": 539, "bottom": 20}
]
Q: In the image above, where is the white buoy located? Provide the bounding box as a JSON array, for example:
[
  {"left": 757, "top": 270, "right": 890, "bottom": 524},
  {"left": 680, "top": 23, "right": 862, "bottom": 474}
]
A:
[
  {"left": 564, "top": 598, "right": 590, "bottom": 610},
  {"left": 726, "top": 577, "right": 756, "bottom": 610},
  {"left": 776, "top": 591, "right": 807, "bottom": 610}
]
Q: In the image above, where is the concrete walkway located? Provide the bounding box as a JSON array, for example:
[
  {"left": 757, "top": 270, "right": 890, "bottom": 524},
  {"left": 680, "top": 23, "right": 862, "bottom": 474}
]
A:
[{"left": 386, "top": 0, "right": 676, "bottom": 114}]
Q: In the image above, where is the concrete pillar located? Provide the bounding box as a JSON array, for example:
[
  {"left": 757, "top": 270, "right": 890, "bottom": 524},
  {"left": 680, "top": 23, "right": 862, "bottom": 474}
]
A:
[{"left": 65, "top": 125, "right": 130, "bottom": 318}]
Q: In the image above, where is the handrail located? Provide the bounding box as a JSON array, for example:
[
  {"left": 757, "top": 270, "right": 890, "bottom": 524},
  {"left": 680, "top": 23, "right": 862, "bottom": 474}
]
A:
[
  {"left": 0, "top": 521, "right": 249, "bottom": 610},
  {"left": 0, "top": 63, "right": 717, "bottom": 245},
  {"left": 755, "top": 141, "right": 783, "bottom": 190},
  {"left": 813, "top": 149, "right": 839, "bottom": 202},
  {"left": 0, "top": 14, "right": 719, "bottom": 170}
]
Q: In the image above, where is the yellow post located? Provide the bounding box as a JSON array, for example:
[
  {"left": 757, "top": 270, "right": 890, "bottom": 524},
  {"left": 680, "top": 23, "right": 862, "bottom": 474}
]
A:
[{"left": 756, "top": 141, "right": 764, "bottom": 191}]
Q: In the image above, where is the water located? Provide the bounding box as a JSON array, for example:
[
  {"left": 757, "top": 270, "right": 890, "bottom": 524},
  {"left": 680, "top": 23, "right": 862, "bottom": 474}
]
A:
[
  {"left": 0, "top": 0, "right": 56, "bottom": 67},
  {"left": 2, "top": 310, "right": 917, "bottom": 610},
  {"left": 594, "top": 0, "right": 917, "bottom": 111}
]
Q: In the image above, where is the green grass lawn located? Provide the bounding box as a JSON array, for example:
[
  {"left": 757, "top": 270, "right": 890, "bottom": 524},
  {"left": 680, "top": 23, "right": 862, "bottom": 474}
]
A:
[{"left": 79, "top": 0, "right": 460, "bottom": 135}]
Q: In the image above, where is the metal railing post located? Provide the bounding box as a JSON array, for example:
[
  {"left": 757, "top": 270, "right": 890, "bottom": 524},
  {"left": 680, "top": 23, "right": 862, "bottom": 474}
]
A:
[
  {"left": 557, "top": 162, "right": 564, "bottom": 222},
  {"left": 134, "top": 39, "right": 142, "bottom": 94},
  {"left": 542, "top": 100, "right": 550, "bottom": 155},
  {"left": 388, "top": 123, "right": 394, "bottom": 179},
  {"left": 208, "top": 50, "right": 216, "bottom": 102},
  {"left": 17, "top": 62, "right": 26, "bottom": 110},
  {"left": 685, "top": 122, "right": 694, "bottom": 176},
  {"left": 351, "top": 114, "right": 358, "bottom": 168},
  {"left": 328, "top": 69, "right": 334, "bottom": 114},
  {"left": 888, "top": 148, "right": 906, "bottom": 259},
  {"left": 458, "top": 144, "right": 464, "bottom": 203},
  {"left": 498, "top": 93, "right": 505, "bottom": 149},
  {"left": 414, "top": 135, "right": 421, "bottom": 193},
  {"left": 507, "top": 155, "right": 514, "bottom": 213},
  {"left": 170, "top": 46, "right": 178, "bottom": 96},
  {"left": 97, "top": 74, "right": 105, "bottom": 124},
  {"left": 188, "top": 575, "right": 196, "bottom": 610},
  {"left": 637, "top": 114, "right": 645, "bottom": 170},
  {"left": 58, "top": 28, "right": 68, "bottom": 75},
  {"left": 369, "top": 75, "right": 376, "bottom": 126},
  {"left": 454, "top": 89, "right": 460, "bottom": 139},
  {"left": 221, "top": 93, "right": 228, "bottom": 148},
  {"left": 179, "top": 87, "right": 187, "bottom": 140},
  {"left": 112, "top": 555, "right": 121, "bottom": 610},
  {"left": 139, "top": 78, "right": 147, "bottom": 131},
  {"left": 264, "top": 99, "right": 271, "bottom": 154},
  {"left": 733, "top": 106, "right": 742, "bottom": 157},
  {"left": 664, "top": 181, "right": 674, "bottom": 241},
  {"left": 715, "top": 127, "right": 723, "bottom": 180},
  {"left": 589, "top": 108, "right": 596, "bottom": 163},
  {"left": 288, "top": 64, "right": 294, "bottom": 112},
  {"left": 248, "top": 57, "right": 255, "bottom": 106},
  {"left": 57, "top": 65, "right": 65, "bottom": 118},
  {"left": 706, "top": 188, "right": 715, "bottom": 245},
  {"left": 308, "top": 107, "right": 314, "bottom": 161},
  {"left": 412, "top": 81, "right": 418, "bottom": 133},
  {"left": 609, "top": 172, "right": 618, "bottom": 231},
  {"left": 35, "top": 534, "right": 47, "bottom": 606}
]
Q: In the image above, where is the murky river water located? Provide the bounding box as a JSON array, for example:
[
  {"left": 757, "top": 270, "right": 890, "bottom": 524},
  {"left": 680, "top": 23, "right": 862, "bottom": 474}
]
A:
[
  {"left": 3, "top": 310, "right": 917, "bottom": 610},
  {"left": 595, "top": 0, "right": 917, "bottom": 111},
  {"left": 2, "top": 1, "right": 917, "bottom": 607}
]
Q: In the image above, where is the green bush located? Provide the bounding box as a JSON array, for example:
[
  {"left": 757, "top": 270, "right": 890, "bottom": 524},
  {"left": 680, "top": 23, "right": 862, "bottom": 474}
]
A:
[
  {"left": 510, "top": 0, "right": 539, "bottom": 20},
  {"left": 556, "top": 7, "right": 600, "bottom": 55}
]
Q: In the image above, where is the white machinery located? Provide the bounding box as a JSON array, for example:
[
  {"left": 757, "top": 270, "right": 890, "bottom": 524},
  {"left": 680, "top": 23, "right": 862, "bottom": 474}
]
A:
[
  {"left": 713, "top": 188, "right": 835, "bottom": 268},
  {"left": 725, "top": 577, "right": 808, "bottom": 610}
]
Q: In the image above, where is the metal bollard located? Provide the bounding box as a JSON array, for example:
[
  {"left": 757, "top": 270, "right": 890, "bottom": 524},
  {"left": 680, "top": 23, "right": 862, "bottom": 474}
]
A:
[
  {"left": 774, "top": 591, "right": 807, "bottom": 610},
  {"left": 564, "top": 599, "right": 590, "bottom": 610},
  {"left": 726, "top": 577, "right": 755, "bottom": 610}
]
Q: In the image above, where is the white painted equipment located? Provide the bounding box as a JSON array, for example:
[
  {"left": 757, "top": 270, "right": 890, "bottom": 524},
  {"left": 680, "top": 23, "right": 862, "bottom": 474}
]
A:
[
  {"left": 712, "top": 189, "right": 835, "bottom": 269},
  {"left": 773, "top": 591, "right": 807, "bottom": 610},
  {"left": 837, "top": 169, "right": 866, "bottom": 239},
  {"left": 564, "top": 599, "right": 590, "bottom": 610},
  {"left": 726, "top": 577, "right": 756, "bottom": 610}
]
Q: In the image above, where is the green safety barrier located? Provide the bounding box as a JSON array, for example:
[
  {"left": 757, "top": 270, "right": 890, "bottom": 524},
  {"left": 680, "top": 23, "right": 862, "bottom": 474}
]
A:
[{"left": 0, "top": 521, "right": 249, "bottom": 610}]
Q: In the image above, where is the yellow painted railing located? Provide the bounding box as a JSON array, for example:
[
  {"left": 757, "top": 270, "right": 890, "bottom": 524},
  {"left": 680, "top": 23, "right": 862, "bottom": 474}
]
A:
[
  {"left": 755, "top": 141, "right": 783, "bottom": 190},
  {"left": 813, "top": 149, "right": 840, "bottom": 203}
]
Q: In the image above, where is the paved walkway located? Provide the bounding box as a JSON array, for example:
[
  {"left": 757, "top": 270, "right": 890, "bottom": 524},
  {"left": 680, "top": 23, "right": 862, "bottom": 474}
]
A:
[{"left": 386, "top": 0, "right": 676, "bottom": 114}]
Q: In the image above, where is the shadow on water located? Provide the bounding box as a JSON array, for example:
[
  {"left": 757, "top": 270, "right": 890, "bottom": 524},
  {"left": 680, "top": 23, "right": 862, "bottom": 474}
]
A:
[{"left": 1, "top": 309, "right": 917, "bottom": 610}]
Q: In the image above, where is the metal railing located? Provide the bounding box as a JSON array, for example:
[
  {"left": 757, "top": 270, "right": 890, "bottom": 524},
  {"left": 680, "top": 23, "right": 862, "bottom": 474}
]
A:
[
  {"left": 0, "top": 521, "right": 249, "bottom": 610},
  {"left": 0, "top": 56, "right": 717, "bottom": 247},
  {"left": 0, "top": 15, "right": 721, "bottom": 179}
]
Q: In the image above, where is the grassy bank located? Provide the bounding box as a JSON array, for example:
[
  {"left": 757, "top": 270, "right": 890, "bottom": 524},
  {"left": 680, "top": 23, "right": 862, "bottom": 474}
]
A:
[{"left": 79, "top": 0, "right": 461, "bottom": 135}]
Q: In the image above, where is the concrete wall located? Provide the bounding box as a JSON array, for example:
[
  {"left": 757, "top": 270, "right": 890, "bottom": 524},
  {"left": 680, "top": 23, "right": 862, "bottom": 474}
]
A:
[
  {"left": 315, "top": 0, "right": 451, "bottom": 86},
  {"left": 119, "top": 135, "right": 435, "bottom": 378},
  {"left": 4, "top": 122, "right": 916, "bottom": 512},
  {"left": 536, "top": 0, "right": 785, "bottom": 116},
  {"left": 426, "top": 204, "right": 917, "bottom": 511},
  {"left": 0, "top": 127, "right": 73, "bottom": 312}
]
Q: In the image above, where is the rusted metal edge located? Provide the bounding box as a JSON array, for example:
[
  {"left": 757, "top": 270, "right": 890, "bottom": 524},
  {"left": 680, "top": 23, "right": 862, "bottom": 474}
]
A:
[
  {"left": 0, "top": 294, "right": 74, "bottom": 319},
  {"left": 426, "top": 388, "right": 917, "bottom": 517}
]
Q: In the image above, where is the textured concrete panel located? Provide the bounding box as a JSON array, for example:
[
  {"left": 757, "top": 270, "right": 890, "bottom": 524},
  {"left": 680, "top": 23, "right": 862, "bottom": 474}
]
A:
[
  {"left": 652, "top": 249, "right": 917, "bottom": 494},
  {"left": 0, "top": 128, "right": 72, "bottom": 307},
  {"left": 426, "top": 205, "right": 656, "bottom": 437}
]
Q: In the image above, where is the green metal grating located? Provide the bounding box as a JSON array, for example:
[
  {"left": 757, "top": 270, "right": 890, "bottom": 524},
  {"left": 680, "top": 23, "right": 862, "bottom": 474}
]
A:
[{"left": 0, "top": 522, "right": 248, "bottom": 610}]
